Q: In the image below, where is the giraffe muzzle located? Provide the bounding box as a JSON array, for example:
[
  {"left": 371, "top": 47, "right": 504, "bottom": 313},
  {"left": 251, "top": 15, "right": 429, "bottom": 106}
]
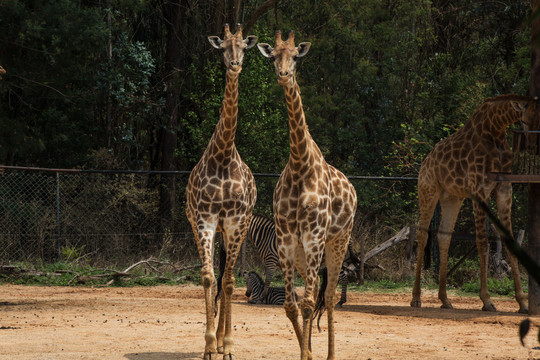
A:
[{"left": 228, "top": 65, "right": 242, "bottom": 75}]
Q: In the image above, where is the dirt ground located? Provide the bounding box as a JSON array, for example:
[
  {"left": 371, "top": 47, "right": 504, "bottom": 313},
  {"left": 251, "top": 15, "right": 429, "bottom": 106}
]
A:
[{"left": 1, "top": 284, "right": 539, "bottom": 360}]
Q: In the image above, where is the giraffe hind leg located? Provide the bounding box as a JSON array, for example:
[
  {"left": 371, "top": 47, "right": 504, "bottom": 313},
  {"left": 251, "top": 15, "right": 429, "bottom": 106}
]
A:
[
  {"left": 411, "top": 186, "right": 440, "bottom": 308},
  {"left": 472, "top": 201, "right": 496, "bottom": 312},
  {"left": 496, "top": 184, "right": 528, "bottom": 313}
]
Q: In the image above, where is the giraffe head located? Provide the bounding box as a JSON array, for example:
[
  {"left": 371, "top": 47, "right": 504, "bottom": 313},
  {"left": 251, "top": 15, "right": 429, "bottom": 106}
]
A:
[
  {"left": 257, "top": 30, "right": 311, "bottom": 87},
  {"left": 208, "top": 24, "right": 258, "bottom": 76},
  {"left": 514, "top": 97, "right": 540, "bottom": 151}
]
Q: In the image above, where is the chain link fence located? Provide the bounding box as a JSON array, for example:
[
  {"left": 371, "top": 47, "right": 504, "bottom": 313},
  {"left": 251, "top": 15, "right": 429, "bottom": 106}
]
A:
[
  {"left": 0, "top": 167, "right": 284, "bottom": 267},
  {"left": 0, "top": 165, "right": 437, "bottom": 271}
]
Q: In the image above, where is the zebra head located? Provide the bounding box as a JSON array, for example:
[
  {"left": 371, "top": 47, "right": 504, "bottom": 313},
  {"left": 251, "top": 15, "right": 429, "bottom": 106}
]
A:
[{"left": 245, "top": 270, "right": 263, "bottom": 298}]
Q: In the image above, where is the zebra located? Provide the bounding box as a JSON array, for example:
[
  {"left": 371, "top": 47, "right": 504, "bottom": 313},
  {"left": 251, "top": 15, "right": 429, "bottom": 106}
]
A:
[
  {"left": 215, "top": 214, "right": 279, "bottom": 306},
  {"left": 216, "top": 214, "right": 360, "bottom": 305},
  {"left": 336, "top": 249, "right": 362, "bottom": 307},
  {"left": 244, "top": 214, "right": 280, "bottom": 300},
  {"left": 244, "top": 270, "right": 297, "bottom": 305}
]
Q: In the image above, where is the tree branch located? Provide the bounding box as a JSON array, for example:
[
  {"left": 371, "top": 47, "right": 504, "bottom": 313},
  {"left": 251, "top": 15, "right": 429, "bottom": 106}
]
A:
[{"left": 244, "top": 0, "right": 280, "bottom": 34}]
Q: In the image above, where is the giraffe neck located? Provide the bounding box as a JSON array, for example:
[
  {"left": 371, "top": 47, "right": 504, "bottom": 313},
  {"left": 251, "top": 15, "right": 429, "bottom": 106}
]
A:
[
  {"left": 209, "top": 70, "right": 239, "bottom": 158},
  {"left": 469, "top": 102, "right": 521, "bottom": 139},
  {"left": 282, "top": 78, "right": 322, "bottom": 169}
]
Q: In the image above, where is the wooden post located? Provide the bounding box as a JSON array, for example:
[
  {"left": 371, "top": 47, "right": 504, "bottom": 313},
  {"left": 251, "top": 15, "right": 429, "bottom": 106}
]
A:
[
  {"left": 529, "top": 0, "right": 540, "bottom": 315},
  {"left": 528, "top": 184, "right": 540, "bottom": 314}
]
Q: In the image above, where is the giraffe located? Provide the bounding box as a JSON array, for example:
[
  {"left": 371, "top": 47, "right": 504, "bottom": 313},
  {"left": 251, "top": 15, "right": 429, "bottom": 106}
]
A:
[
  {"left": 258, "top": 31, "right": 357, "bottom": 360},
  {"left": 411, "top": 94, "right": 539, "bottom": 314},
  {"left": 0, "top": 64, "right": 5, "bottom": 79},
  {"left": 185, "top": 24, "right": 257, "bottom": 360}
]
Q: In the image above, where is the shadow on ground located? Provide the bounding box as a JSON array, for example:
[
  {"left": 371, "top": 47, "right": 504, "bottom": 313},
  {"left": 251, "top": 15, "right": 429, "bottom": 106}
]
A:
[{"left": 125, "top": 352, "right": 201, "bottom": 360}]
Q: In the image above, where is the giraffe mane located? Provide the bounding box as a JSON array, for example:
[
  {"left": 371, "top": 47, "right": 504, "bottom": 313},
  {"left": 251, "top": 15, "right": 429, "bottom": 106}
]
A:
[{"left": 484, "top": 94, "right": 533, "bottom": 103}]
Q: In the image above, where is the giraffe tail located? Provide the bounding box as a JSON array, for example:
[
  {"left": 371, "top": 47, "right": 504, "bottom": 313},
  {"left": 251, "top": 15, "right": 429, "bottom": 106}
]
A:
[
  {"left": 423, "top": 225, "right": 433, "bottom": 270},
  {"left": 214, "top": 238, "right": 227, "bottom": 317},
  {"left": 313, "top": 267, "right": 328, "bottom": 332}
]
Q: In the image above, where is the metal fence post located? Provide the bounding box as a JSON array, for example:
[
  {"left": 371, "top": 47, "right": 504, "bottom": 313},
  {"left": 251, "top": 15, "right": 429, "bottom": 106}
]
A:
[{"left": 56, "top": 172, "right": 61, "bottom": 260}]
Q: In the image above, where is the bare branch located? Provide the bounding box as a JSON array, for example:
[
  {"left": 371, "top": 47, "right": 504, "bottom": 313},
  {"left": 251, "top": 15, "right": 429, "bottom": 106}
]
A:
[{"left": 244, "top": 0, "right": 280, "bottom": 34}]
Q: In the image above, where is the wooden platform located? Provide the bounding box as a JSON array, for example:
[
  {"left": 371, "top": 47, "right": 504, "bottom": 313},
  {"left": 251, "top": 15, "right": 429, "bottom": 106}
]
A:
[{"left": 488, "top": 172, "right": 540, "bottom": 183}]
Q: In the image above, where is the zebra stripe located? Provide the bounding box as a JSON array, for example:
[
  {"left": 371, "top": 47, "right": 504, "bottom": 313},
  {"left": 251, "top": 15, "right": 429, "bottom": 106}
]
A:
[
  {"left": 244, "top": 271, "right": 296, "bottom": 305},
  {"left": 217, "top": 215, "right": 360, "bottom": 308},
  {"left": 248, "top": 214, "right": 359, "bottom": 306},
  {"left": 246, "top": 214, "right": 280, "bottom": 301}
]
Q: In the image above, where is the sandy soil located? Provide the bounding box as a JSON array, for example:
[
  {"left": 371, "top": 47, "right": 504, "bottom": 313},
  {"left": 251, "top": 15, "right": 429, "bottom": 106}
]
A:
[{"left": 0, "top": 284, "right": 539, "bottom": 360}]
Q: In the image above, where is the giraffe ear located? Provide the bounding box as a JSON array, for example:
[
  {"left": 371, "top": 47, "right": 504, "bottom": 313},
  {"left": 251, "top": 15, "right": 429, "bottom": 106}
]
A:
[
  {"left": 257, "top": 43, "right": 274, "bottom": 58},
  {"left": 296, "top": 42, "right": 311, "bottom": 57},
  {"left": 244, "top": 35, "right": 258, "bottom": 49},
  {"left": 208, "top": 36, "right": 223, "bottom": 49}
]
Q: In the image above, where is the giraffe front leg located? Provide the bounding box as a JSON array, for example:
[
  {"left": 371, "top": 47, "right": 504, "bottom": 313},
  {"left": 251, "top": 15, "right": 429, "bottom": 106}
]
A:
[
  {"left": 299, "top": 248, "right": 323, "bottom": 360},
  {"left": 201, "top": 264, "right": 218, "bottom": 360},
  {"left": 282, "top": 252, "right": 309, "bottom": 359},
  {"left": 193, "top": 224, "right": 219, "bottom": 360},
  {"left": 219, "top": 226, "right": 248, "bottom": 360},
  {"left": 220, "top": 273, "right": 235, "bottom": 360}
]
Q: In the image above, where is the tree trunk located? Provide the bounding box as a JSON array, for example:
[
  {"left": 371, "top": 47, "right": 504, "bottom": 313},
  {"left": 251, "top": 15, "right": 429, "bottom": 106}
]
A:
[
  {"left": 529, "top": 0, "right": 540, "bottom": 316},
  {"left": 157, "top": 0, "right": 187, "bottom": 232}
]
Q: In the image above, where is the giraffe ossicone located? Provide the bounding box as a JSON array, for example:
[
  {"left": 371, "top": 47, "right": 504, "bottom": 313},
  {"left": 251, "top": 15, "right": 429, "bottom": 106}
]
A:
[{"left": 186, "top": 23, "right": 257, "bottom": 360}]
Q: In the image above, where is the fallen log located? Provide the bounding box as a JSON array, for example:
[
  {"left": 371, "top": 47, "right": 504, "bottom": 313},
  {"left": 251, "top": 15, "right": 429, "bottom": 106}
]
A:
[{"left": 363, "top": 226, "right": 410, "bottom": 262}]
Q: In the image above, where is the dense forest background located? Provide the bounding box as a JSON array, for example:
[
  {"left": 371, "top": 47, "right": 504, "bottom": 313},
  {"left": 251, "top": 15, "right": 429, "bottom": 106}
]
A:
[{"left": 0, "top": 1, "right": 534, "bottom": 266}]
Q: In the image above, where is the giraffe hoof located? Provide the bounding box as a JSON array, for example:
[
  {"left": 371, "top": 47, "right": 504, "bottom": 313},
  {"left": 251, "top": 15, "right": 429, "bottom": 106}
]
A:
[
  {"left": 223, "top": 353, "right": 235, "bottom": 360},
  {"left": 482, "top": 303, "right": 497, "bottom": 312},
  {"left": 440, "top": 303, "right": 453, "bottom": 310},
  {"left": 204, "top": 351, "right": 218, "bottom": 360},
  {"left": 518, "top": 307, "right": 528, "bottom": 314},
  {"left": 410, "top": 300, "right": 421, "bottom": 308}
]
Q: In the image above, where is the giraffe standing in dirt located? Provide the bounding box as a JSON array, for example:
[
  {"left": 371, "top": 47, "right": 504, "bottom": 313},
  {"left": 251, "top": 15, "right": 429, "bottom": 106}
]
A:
[
  {"left": 185, "top": 24, "right": 257, "bottom": 360},
  {"left": 412, "top": 94, "right": 539, "bottom": 314},
  {"left": 258, "top": 31, "right": 357, "bottom": 360}
]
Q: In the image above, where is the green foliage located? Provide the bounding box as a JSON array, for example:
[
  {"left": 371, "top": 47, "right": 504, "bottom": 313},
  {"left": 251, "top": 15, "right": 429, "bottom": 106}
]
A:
[
  {"left": 0, "top": 0, "right": 108, "bottom": 166},
  {"left": 60, "top": 245, "right": 86, "bottom": 262},
  {"left": 459, "top": 277, "right": 521, "bottom": 296},
  {"left": 447, "top": 258, "right": 481, "bottom": 287}
]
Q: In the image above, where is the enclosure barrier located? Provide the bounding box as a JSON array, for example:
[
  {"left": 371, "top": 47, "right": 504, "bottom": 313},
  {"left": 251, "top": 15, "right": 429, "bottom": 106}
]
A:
[{"left": 0, "top": 164, "right": 515, "bottom": 272}]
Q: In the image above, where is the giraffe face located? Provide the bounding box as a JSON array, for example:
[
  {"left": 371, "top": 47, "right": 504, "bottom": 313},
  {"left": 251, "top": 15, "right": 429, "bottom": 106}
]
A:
[
  {"left": 517, "top": 100, "right": 540, "bottom": 132},
  {"left": 208, "top": 24, "right": 258, "bottom": 75},
  {"left": 257, "top": 31, "right": 311, "bottom": 87},
  {"left": 514, "top": 99, "right": 540, "bottom": 151}
]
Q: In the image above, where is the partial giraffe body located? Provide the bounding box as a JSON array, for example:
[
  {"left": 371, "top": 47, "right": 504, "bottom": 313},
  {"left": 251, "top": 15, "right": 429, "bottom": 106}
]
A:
[
  {"left": 185, "top": 24, "right": 258, "bottom": 360},
  {"left": 244, "top": 270, "right": 297, "bottom": 305},
  {"left": 412, "top": 94, "right": 540, "bottom": 315},
  {"left": 216, "top": 214, "right": 359, "bottom": 306}
]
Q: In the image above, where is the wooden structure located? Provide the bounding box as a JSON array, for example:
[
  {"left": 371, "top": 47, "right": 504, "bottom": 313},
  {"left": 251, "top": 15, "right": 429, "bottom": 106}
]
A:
[
  {"left": 488, "top": 130, "right": 540, "bottom": 183},
  {"left": 489, "top": 129, "right": 540, "bottom": 315}
]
